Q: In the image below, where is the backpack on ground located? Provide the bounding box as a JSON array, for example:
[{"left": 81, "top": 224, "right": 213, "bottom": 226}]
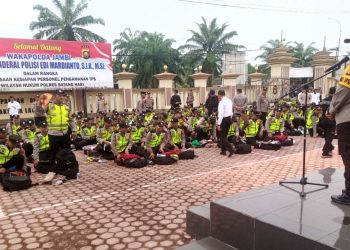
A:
[
  {"left": 281, "top": 138, "right": 294, "bottom": 147},
  {"left": 235, "top": 144, "right": 252, "bottom": 154},
  {"left": 284, "top": 129, "right": 302, "bottom": 136},
  {"left": 56, "top": 148, "right": 79, "bottom": 180},
  {"left": 123, "top": 158, "right": 148, "bottom": 168},
  {"left": 255, "top": 141, "right": 282, "bottom": 151},
  {"left": 179, "top": 150, "right": 196, "bottom": 160},
  {"left": 153, "top": 156, "right": 177, "bottom": 165},
  {"left": 273, "top": 134, "right": 288, "bottom": 142},
  {"left": 119, "top": 153, "right": 141, "bottom": 160},
  {"left": 2, "top": 166, "right": 32, "bottom": 191}
]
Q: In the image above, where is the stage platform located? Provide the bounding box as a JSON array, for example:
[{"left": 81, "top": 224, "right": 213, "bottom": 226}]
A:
[{"left": 181, "top": 168, "right": 350, "bottom": 250}]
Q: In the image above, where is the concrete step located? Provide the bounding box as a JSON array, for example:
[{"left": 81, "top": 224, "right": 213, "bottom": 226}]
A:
[
  {"left": 176, "top": 237, "right": 238, "bottom": 250},
  {"left": 186, "top": 203, "right": 210, "bottom": 239}
]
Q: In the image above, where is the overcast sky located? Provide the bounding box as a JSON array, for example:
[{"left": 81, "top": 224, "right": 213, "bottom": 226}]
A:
[{"left": 1, "top": 0, "right": 349, "bottom": 64}]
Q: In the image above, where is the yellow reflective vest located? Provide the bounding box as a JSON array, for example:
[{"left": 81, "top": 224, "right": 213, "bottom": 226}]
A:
[{"left": 47, "top": 103, "right": 70, "bottom": 132}]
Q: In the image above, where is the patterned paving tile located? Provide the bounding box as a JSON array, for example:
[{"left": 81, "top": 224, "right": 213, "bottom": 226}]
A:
[{"left": 0, "top": 137, "right": 345, "bottom": 249}]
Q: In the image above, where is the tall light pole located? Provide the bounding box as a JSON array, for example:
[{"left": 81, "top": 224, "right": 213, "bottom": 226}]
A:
[{"left": 328, "top": 17, "right": 342, "bottom": 61}]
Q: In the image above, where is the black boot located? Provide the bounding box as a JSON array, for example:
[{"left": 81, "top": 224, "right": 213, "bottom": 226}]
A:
[{"left": 331, "top": 190, "right": 350, "bottom": 205}]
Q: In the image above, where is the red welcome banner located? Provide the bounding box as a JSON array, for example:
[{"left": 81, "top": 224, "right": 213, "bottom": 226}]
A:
[{"left": 0, "top": 38, "right": 113, "bottom": 91}]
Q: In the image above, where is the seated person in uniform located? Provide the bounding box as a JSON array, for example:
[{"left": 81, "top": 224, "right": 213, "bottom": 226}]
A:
[
  {"left": 95, "top": 111, "right": 106, "bottom": 128},
  {"left": 265, "top": 108, "right": 285, "bottom": 139},
  {"left": 95, "top": 117, "right": 114, "bottom": 160},
  {"left": 111, "top": 122, "right": 133, "bottom": 162},
  {"left": 33, "top": 122, "right": 53, "bottom": 173},
  {"left": 79, "top": 118, "right": 97, "bottom": 149},
  {"left": 22, "top": 119, "right": 38, "bottom": 162},
  {"left": 145, "top": 122, "right": 167, "bottom": 159},
  {"left": 227, "top": 115, "right": 239, "bottom": 145},
  {"left": 306, "top": 105, "right": 322, "bottom": 137},
  {"left": 129, "top": 117, "right": 147, "bottom": 157},
  {"left": 166, "top": 118, "right": 186, "bottom": 151},
  {"left": 242, "top": 111, "right": 264, "bottom": 146},
  {"left": 71, "top": 115, "right": 83, "bottom": 150},
  {"left": 0, "top": 131, "right": 25, "bottom": 175},
  {"left": 6, "top": 114, "right": 21, "bottom": 136}
]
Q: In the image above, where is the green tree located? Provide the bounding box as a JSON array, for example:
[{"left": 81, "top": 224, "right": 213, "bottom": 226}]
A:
[
  {"left": 291, "top": 42, "right": 318, "bottom": 67},
  {"left": 30, "top": 0, "right": 106, "bottom": 42},
  {"left": 113, "top": 29, "right": 181, "bottom": 88},
  {"left": 179, "top": 17, "right": 244, "bottom": 80}
]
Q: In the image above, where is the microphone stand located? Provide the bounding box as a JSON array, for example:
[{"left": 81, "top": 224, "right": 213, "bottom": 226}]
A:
[{"left": 278, "top": 66, "right": 341, "bottom": 197}]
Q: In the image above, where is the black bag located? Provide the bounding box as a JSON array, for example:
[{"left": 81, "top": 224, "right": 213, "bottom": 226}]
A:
[
  {"left": 284, "top": 129, "right": 302, "bottom": 136},
  {"left": 235, "top": 144, "right": 252, "bottom": 154},
  {"left": 281, "top": 138, "right": 294, "bottom": 147},
  {"left": 179, "top": 150, "right": 195, "bottom": 160},
  {"left": 2, "top": 168, "right": 32, "bottom": 191},
  {"left": 255, "top": 141, "right": 282, "bottom": 151},
  {"left": 123, "top": 158, "right": 148, "bottom": 168},
  {"left": 153, "top": 156, "right": 177, "bottom": 165},
  {"left": 56, "top": 149, "right": 79, "bottom": 180}
]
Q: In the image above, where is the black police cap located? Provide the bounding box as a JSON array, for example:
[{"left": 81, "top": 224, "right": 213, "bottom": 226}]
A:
[
  {"left": 104, "top": 117, "right": 112, "bottom": 123},
  {"left": 0, "top": 127, "right": 6, "bottom": 133},
  {"left": 26, "top": 119, "right": 35, "bottom": 125},
  {"left": 56, "top": 89, "right": 65, "bottom": 95},
  {"left": 39, "top": 121, "right": 48, "bottom": 127},
  {"left": 119, "top": 122, "right": 128, "bottom": 128}
]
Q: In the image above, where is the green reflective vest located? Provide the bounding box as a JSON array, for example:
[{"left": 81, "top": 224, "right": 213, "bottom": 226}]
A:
[
  {"left": 37, "top": 133, "right": 50, "bottom": 152},
  {"left": 282, "top": 112, "right": 295, "bottom": 121},
  {"left": 97, "top": 118, "right": 104, "bottom": 128},
  {"left": 227, "top": 123, "right": 236, "bottom": 138},
  {"left": 269, "top": 117, "right": 283, "bottom": 133},
  {"left": 145, "top": 114, "right": 154, "bottom": 123},
  {"left": 306, "top": 111, "right": 319, "bottom": 129},
  {"left": 100, "top": 128, "right": 112, "bottom": 142},
  {"left": 47, "top": 103, "right": 69, "bottom": 131},
  {"left": 83, "top": 126, "right": 96, "bottom": 138},
  {"left": 0, "top": 144, "right": 18, "bottom": 164},
  {"left": 150, "top": 133, "right": 165, "bottom": 148},
  {"left": 115, "top": 133, "right": 129, "bottom": 153},
  {"left": 26, "top": 129, "right": 37, "bottom": 144},
  {"left": 11, "top": 124, "right": 20, "bottom": 135},
  {"left": 192, "top": 118, "right": 200, "bottom": 128},
  {"left": 76, "top": 124, "right": 82, "bottom": 135},
  {"left": 131, "top": 127, "right": 145, "bottom": 143},
  {"left": 170, "top": 128, "right": 182, "bottom": 144},
  {"left": 245, "top": 120, "right": 259, "bottom": 138}
]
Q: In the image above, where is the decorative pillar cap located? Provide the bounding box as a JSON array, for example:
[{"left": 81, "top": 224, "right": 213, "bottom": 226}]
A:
[
  {"left": 114, "top": 72, "right": 138, "bottom": 81},
  {"left": 153, "top": 72, "right": 177, "bottom": 80},
  {"left": 221, "top": 73, "right": 241, "bottom": 79},
  {"left": 190, "top": 72, "right": 211, "bottom": 80}
]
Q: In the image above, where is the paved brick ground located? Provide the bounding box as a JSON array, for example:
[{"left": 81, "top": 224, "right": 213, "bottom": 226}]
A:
[{"left": 0, "top": 137, "right": 345, "bottom": 250}]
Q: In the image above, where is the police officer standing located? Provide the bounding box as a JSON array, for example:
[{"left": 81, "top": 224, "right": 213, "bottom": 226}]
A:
[
  {"left": 44, "top": 89, "right": 76, "bottom": 164},
  {"left": 329, "top": 60, "right": 350, "bottom": 205},
  {"left": 145, "top": 92, "right": 154, "bottom": 111}
]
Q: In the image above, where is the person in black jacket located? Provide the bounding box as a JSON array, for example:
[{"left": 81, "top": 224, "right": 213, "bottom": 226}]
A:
[
  {"left": 170, "top": 89, "right": 181, "bottom": 110},
  {"left": 205, "top": 89, "right": 219, "bottom": 116}
]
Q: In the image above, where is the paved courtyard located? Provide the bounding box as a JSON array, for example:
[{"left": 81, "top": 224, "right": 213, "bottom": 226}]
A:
[{"left": 0, "top": 137, "right": 345, "bottom": 250}]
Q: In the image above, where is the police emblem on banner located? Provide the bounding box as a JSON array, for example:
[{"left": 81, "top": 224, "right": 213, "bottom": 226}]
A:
[
  {"left": 339, "top": 64, "right": 350, "bottom": 89},
  {"left": 81, "top": 45, "right": 90, "bottom": 59}
]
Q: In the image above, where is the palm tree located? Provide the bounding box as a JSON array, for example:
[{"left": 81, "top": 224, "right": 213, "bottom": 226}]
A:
[
  {"left": 30, "top": 0, "right": 106, "bottom": 42},
  {"left": 113, "top": 30, "right": 181, "bottom": 88},
  {"left": 291, "top": 42, "right": 318, "bottom": 67},
  {"left": 179, "top": 17, "right": 243, "bottom": 79}
]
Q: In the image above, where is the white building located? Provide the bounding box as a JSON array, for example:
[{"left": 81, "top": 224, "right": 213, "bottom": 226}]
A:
[{"left": 222, "top": 51, "right": 247, "bottom": 86}]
